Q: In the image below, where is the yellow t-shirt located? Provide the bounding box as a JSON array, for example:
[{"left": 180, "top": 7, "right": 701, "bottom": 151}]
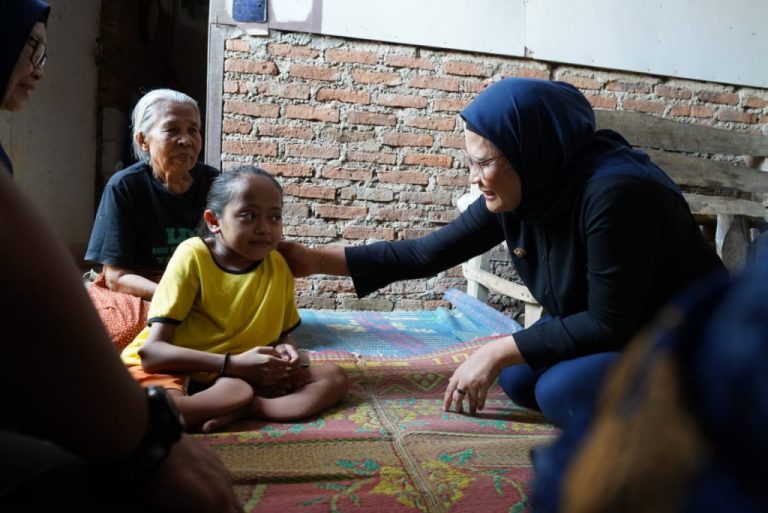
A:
[{"left": 121, "top": 237, "right": 301, "bottom": 374}]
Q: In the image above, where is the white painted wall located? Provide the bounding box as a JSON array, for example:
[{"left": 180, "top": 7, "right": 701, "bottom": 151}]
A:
[
  {"left": 0, "top": 0, "right": 100, "bottom": 261},
  {"left": 211, "top": 0, "right": 768, "bottom": 88}
]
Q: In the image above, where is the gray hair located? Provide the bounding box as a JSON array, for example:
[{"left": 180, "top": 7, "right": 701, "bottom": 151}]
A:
[{"left": 130, "top": 89, "right": 200, "bottom": 162}]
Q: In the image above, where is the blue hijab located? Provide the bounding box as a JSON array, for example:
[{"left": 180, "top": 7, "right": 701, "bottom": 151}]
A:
[
  {"left": 460, "top": 78, "right": 681, "bottom": 223},
  {"left": 0, "top": 0, "right": 50, "bottom": 175}
]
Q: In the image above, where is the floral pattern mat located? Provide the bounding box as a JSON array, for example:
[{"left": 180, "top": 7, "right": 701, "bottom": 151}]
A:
[{"left": 196, "top": 343, "right": 558, "bottom": 513}]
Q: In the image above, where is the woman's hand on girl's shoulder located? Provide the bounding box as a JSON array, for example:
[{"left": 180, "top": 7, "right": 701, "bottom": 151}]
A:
[{"left": 277, "top": 240, "right": 316, "bottom": 277}]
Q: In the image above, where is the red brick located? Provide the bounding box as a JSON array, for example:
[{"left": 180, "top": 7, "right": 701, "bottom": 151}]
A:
[
  {"left": 224, "top": 58, "right": 278, "bottom": 75},
  {"left": 376, "top": 94, "right": 427, "bottom": 109},
  {"left": 223, "top": 80, "right": 245, "bottom": 94},
  {"left": 399, "top": 228, "right": 433, "bottom": 239},
  {"left": 434, "top": 98, "right": 469, "bottom": 112},
  {"left": 463, "top": 79, "right": 493, "bottom": 94},
  {"left": 500, "top": 67, "right": 550, "bottom": 80},
  {"left": 339, "top": 187, "right": 395, "bottom": 203},
  {"left": 285, "top": 105, "right": 340, "bottom": 123},
  {"left": 221, "top": 140, "right": 277, "bottom": 156},
  {"left": 377, "top": 208, "right": 424, "bottom": 221},
  {"left": 444, "top": 60, "right": 492, "bottom": 77},
  {"left": 254, "top": 82, "right": 311, "bottom": 100},
  {"left": 428, "top": 210, "right": 458, "bottom": 223},
  {"left": 347, "top": 111, "right": 397, "bottom": 126},
  {"left": 399, "top": 191, "right": 452, "bottom": 205},
  {"left": 283, "top": 203, "right": 310, "bottom": 218},
  {"left": 669, "top": 105, "right": 691, "bottom": 117},
  {"left": 260, "top": 163, "right": 314, "bottom": 177},
  {"left": 717, "top": 109, "right": 760, "bottom": 124},
  {"left": 382, "top": 133, "right": 434, "bottom": 147},
  {"left": 321, "top": 166, "right": 373, "bottom": 181},
  {"left": 691, "top": 106, "right": 715, "bottom": 118},
  {"left": 403, "top": 153, "right": 453, "bottom": 168},
  {"left": 342, "top": 226, "right": 395, "bottom": 240},
  {"left": 283, "top": 224, "right": 337, "bottom": 237},
  {"left": 316, "top": 88, "right": 371, "bottom": 104},
  {"left": 267, "top": 43, "right": 320, "bottom": 59},
  {"left": 557, "top": 74, "right": 603, "bottom": 90},
  {"left": 295, "top": 296, "right": 337, "bottom": 309},
  {"left": 316, "top": 279, "right": 356, "bottom": 293},
  {"left": 325, "top": 48, "right": 379, "bottom": 65},
  {"left": 224, "top": 101, "right": 279, "bottom": 118},
  {"left": 285, "top": 144, "right": 339, "bottom": 160},
  {"left": 622, "top": 99, "right": 665, "bottom": 115},
  {"left": 397, "top": 300, "right": 427, "bottom": 310},
  {"left": 347, "top": 151, "right": 397, "bottom": 165},
  {"left": 405, "top": 116, "right": 456, "bottom": 131},
  {"left": 424, "top": 300, "right": 452, "bottom": 310},
  {"left": 698, "top": 90, "right": 739, "bottom": 105},
  {"left": 289, "top": 64, "right": 340, "bottom": 82},
  {"left": 408, "top": 75, "right": 461, "bottom": 92},
  {"left": 378, "top": 171, "right": 429, "bottom": 185},
  {"left": 225, "top": 39, "right": 250, "bottom": 52},
  {"left": 606, "top": 80, "right": 653, "bottom": 94},
  {"left": 384, "top": 55, "right": 436, "bottom": 70},
  {"left": 283, "top": 183, "right": 337, "bottom": 200},
  {"left": 745, "top": 95, "right": 768, "bottom": 109},
  {"left": 352, "top": 70, "right": 401, "bottom": 85},
  {"left": 223, "top": 119, "right": 252, "bottom": 135},
  {"left": 439, "top": 134, "right": 465, "bottom": 149},
  {"left": 437, "top": 172, "right": 469, "bottom": 187},
  {"left": 256, "top": 123, "right": 313, "bottom": 140},
  {"left": 586, "top": 95, "right": 617, "bottom": 110},
  {"left": 315, "top": 205, "right": 367, "bottom": 219},
  {"left": 655, "top": 85, "right": 693, "bottom": 100}
]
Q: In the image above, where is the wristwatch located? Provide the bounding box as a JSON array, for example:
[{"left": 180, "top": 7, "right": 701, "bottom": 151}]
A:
[{"left": 121, "top": 385, "right": 185, "bottom": 481}]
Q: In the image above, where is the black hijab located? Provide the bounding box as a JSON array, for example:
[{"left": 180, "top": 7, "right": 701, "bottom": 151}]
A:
[
  {"left": 0, "top": 0, "right": 51, "bottom": 175},
  {"left": 460, "top": 78, "right": 681, "bottom": 224}
]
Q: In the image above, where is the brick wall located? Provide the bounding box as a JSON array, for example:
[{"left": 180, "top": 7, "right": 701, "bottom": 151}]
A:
[{"left": 220, "top": 30, "right": 768, "bottom": 315}]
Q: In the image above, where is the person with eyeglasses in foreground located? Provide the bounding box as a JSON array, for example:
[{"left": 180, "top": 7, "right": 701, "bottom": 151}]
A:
[
  {"left": 279, "top": 77, "right": 727, "bottom": 430},
  {"left": 0, "top": 1, "right": 243, "bottom": 511}
]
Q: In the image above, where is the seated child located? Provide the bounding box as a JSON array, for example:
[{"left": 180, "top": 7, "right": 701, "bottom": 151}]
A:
[{"left": 121, "top": 165, "right": 349, "bottom": 432}]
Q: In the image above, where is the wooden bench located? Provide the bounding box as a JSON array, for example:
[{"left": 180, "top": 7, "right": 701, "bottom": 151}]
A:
[{"left": 460, "top": 110, "right": 768, "bottom": 328}]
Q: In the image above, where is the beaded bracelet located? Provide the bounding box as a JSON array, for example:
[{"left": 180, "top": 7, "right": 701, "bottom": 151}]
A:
[{"left": 218, "top": 352, "right": 231, "bottom": 378}]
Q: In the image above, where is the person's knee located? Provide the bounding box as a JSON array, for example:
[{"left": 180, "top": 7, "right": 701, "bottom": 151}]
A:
[
  {"left": 216, "top": 376, "right": 254, "bottom": 407},
  {"left": 317, "top": 363, "right": 350, "bottom": 398},
  {"left": 498, "top": 366, "right": 538, "bottom": 409}
]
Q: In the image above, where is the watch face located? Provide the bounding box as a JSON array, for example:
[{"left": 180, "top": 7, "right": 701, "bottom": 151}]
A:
[{"left": 146, "top": 385, "right": 185, "bottom": 438}]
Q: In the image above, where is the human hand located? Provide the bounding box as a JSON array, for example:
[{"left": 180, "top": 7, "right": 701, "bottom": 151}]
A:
[
  {"left": 142, "top": 434, "right": 243, "bottom": 513},
  {"left": 442, "top": 338, "right": 518, "bottom": 415},
  {"left": 230, "top": 346, "right": 291, "bottom": 386},
  {"left": 277, "top": 240, "right": 319, "bottom": 277},
  {"left": 274, "top": 343, "right": 302, "bottom": 372}
]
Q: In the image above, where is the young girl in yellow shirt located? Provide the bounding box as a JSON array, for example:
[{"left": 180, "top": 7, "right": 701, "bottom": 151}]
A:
[{"left": 122, "top": 166, "right": 349, "bottom": 432}]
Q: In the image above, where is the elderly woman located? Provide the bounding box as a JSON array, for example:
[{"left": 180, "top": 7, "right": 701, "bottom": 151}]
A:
[
  {"left": 86, "top": 88, "right": 219, "bottom": 348},
  {"left": 279, "top": 78, "right": 725, "bottom": 429}
]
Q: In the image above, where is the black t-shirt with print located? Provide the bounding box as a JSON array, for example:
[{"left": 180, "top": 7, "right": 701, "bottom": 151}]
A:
[{"left": 85, "top": 161, "right": 219, "bottom": 271}]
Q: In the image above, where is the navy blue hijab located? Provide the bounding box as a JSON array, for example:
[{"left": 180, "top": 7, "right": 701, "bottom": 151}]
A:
[
  {"left": 461, "top": 78, "right": 681, "bottom": 223},
  {"left": 0, "top": 0, "right": 50, "bottom": 175}
]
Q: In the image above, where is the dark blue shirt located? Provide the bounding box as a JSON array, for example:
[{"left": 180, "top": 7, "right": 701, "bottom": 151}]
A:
[{"left": 346, "top": 174, "right": 724, "bottom": 370}]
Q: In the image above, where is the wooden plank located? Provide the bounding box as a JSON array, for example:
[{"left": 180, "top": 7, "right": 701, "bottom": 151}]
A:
[
  {"left": 462, "top": 264, "right": 538, "bottom": 303},
  {"left": 647, "top": 149, "right": 768, "bottom": 194},
  {"left": 595, "top": 110, "right": 768, "bottom": 157},
  {"left": 684, "top": 192, "right": 767, "bottom": 218}
]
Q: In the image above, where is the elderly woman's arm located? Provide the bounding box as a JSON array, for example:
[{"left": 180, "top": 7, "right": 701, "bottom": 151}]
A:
[{"left": 104, "top": 263, "right": 158, "bottom": 300}]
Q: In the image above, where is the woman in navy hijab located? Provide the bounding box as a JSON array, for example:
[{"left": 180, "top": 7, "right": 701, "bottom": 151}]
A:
[
  {"left": 0, "top": 0, "right": 50, "bottom": 175},
  {"left": 279, "top": 78, "right": 725, "bottom": 428}
]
